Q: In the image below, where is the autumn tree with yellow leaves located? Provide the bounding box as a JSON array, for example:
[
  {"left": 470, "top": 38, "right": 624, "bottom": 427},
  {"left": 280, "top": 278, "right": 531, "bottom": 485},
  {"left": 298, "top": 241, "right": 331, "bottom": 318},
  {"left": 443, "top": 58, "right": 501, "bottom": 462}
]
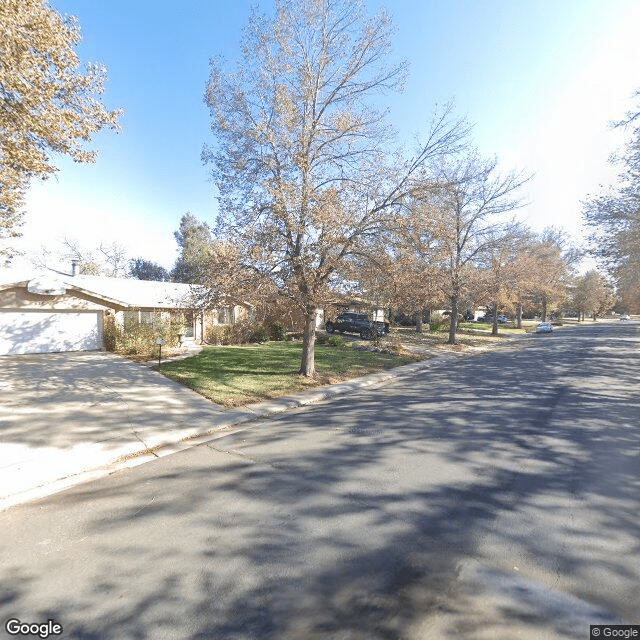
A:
[{"left": 0, "top": 0, "right": 121, "bottom": 256}]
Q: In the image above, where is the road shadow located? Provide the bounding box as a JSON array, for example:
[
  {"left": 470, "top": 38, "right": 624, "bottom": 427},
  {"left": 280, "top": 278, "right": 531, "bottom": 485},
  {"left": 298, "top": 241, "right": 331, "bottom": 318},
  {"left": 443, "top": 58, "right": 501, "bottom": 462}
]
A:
[{"left": 0, "top": 323, "right": 638, "bottom": 638}]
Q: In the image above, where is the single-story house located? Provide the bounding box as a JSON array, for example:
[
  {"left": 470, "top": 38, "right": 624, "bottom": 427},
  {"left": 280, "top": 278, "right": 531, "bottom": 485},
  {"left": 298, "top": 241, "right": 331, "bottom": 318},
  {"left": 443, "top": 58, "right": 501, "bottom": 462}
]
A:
[{"left": 0, "top": 267, "right": 252, "bottom": 356}]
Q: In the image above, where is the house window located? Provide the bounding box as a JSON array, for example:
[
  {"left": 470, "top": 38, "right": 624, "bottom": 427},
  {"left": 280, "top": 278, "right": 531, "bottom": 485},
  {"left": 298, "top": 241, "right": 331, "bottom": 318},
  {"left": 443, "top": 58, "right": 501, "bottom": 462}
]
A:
[
  {"left": 123, "top": 310, "right": 139, "bottom": 328},
  {"left": 217, "top": 307, "right": 233, "bottom": 324},
  {"left": 123, "top": 310, "right": 161, "bottom": 327},
  {"left": 140, "top": 311, "right": 158, "bottom": 325}
]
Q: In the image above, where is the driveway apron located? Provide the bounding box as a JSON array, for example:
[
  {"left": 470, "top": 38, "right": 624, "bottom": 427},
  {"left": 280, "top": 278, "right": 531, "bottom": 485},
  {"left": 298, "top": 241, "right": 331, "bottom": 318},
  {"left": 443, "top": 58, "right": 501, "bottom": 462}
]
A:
[{"left": 0, "top": 351, "right": 233, "bottom": 507}]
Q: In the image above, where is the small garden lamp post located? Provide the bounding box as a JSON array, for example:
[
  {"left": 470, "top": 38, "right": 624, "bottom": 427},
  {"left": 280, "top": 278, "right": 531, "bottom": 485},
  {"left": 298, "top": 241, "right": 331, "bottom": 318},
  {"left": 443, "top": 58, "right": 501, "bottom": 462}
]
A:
[{"left": 155, "top": 338, "right": 165, "bottom": 368}]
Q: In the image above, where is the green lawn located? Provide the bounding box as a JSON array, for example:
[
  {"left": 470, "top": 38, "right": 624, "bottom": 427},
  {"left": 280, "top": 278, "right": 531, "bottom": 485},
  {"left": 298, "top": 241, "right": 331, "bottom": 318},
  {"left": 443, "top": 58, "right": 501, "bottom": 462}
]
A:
[
  {"left": 390, "top": 324, "right": 528, "bottom": 350},
  {"left": 159, "top": 341, "right": 419, "bottom": 407}
]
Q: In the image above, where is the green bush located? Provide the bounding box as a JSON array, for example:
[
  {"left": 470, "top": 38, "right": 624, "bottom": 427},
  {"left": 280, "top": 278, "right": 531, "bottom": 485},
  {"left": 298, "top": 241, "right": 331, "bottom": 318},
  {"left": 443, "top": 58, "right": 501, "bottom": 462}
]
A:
[
  {"left": 315, "top": 332, "right": 331, "bottom": 345},
  {"left": 328, "top": 335, "right": 345, "bottom": 348},
  {"left": 429, "top": 312, "right": 448, "bottom": 332},
  {"left": 249, "top": 325, "right": 268, "bottom": 343},
  {"left": 270, "top": 322, "right": 287, "bottom": 341}
]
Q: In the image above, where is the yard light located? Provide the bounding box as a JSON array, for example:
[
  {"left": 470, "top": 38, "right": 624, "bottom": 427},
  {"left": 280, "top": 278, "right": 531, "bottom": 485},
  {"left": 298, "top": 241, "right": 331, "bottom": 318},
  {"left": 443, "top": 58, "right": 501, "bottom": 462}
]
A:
[{"left": 155, "top": 338, "right": 165, "bottom": 367}]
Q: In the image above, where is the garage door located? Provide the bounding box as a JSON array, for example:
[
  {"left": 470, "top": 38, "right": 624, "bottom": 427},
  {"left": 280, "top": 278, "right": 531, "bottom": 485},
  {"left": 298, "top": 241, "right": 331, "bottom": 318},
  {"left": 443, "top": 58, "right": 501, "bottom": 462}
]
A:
[{"left": 0, "top": 311, "right": 102, "bottom": 355}]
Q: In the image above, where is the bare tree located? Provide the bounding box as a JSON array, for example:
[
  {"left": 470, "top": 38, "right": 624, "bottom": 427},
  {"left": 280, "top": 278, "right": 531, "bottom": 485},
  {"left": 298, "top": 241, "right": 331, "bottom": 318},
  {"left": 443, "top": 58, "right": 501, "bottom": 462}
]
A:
[
  {"left": 416, "top": 152, "right": 530, "bottom": 344},
  {"left": 583, "top": 90, "right": 640, "bottom": 312},
  {"left": 97, "top": 242, "right": 129, "bottom": 277},
  {"left": 203, "top": 0, "right": 469, "bottom": 375},
  {"left": 32, "top": 237, "right": 129, "bottom": 277}
]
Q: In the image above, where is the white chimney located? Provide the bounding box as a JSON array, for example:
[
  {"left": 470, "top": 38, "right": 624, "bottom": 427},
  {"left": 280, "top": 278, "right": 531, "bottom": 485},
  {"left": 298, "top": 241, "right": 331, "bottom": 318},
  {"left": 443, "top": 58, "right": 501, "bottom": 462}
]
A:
[{"left": 71, "top": 259, "right": 79, "bottom": 276}]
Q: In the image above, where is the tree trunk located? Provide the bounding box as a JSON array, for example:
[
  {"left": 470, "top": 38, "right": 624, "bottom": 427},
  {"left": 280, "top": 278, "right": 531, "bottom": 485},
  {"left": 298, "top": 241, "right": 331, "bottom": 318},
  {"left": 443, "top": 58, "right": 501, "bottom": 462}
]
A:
[
  {"left": 516, "top": 301, "right": 523, "bottom": 329},
  {"left": 491, "top": 300, "right": 499, "bottom": 335},
  {"left": 448, "top": 295, "right": 459, "bottom": 344},
  {"left": 415, "top": 309, "right": 423, "bottom": 333},
  {"left": 299, "top": 307, "right": 317, "bottom": 377},
  {"left": 541, "top": 297, "right": 548, "bottom": 322}
]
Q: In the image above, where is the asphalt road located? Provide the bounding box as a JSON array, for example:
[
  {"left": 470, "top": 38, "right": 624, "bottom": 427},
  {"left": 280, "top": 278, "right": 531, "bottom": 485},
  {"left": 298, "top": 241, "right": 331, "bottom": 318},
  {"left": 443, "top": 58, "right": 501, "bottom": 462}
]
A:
[{"left": 1, "top": 322, "right": 639, "bottom": 640}]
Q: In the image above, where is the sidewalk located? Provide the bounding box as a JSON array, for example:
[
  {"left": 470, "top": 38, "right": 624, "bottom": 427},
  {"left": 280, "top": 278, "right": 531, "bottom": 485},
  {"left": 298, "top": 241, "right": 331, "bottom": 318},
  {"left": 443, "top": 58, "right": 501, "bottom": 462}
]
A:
[{"left": 0, "top": 347, "right": 474, "bottom": 512}]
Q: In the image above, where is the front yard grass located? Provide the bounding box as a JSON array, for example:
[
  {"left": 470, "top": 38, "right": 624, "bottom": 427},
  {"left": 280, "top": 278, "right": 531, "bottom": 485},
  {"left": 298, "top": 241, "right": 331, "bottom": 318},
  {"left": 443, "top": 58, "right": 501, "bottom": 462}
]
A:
[
  {"left": 159, "top": 341, "right": 420, "bottom": 407},
  {"left": 390, "top": 323, "right": 529, "bottom": 351},
  {"left": 158, "top": 321, "right": 537, "bottom": 407}
]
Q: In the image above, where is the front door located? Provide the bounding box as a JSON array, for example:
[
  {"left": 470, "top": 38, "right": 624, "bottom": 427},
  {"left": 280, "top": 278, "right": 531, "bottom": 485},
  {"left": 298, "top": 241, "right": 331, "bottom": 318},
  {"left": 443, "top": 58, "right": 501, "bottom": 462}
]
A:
[{"left": 183, "top": 311, "right": 195, "bottom": 338}]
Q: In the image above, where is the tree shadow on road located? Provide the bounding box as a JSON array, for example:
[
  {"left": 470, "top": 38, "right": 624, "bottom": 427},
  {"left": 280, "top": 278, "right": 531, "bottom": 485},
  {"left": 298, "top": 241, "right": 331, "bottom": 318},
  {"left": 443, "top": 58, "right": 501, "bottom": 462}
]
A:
[{"left": 1, "top": 324, "right": 638, "bottom": 639}]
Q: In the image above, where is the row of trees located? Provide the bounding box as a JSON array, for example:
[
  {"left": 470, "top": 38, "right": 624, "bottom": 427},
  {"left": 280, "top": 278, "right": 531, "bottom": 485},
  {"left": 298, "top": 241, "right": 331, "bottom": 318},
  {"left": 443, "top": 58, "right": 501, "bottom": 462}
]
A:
[
  {"left": 187, "top": 0, "right": 618, "bottom": 375},
  {"left": 197, "top": 0, "right": 614, "bottom": 375},
  {"left": 583, "top": 90, "right": 640, "bottom": 313},
  {"left": 2, "top": 0, "right": 623, "bottom": 378},
  {"left": 197, "top": 0, "right": 535, "bottom": 375}
]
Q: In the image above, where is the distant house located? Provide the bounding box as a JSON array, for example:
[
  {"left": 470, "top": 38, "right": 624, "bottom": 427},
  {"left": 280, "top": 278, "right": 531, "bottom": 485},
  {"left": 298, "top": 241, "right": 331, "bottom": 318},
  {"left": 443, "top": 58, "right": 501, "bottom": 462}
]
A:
[
  {"left": 332, "top": 298, "right": 386, "bottom": 323},
  {"left": 0, "top": 268, "right": 251, "bottom": 356}
]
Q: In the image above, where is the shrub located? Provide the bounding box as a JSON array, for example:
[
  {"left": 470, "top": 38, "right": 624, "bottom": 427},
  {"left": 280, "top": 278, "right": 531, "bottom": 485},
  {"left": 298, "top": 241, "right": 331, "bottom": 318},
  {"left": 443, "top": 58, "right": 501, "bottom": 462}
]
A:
[
  {"left": 270, "top": 322, "right": 287, "bottom": 341},
  {"left": 429, "top": 312, "right": 448, "bottom": 332},
  {"left": 328, "top": 335, "right": 345, "bottom": 348},
  {"left": 204, "top": 318, "right": 260, "bottom": 345},
  {"left": 103, "top": 312, "right": 183, "bottom": 359},
  {"left": 249, "top": 325, "right": 268, "bottom": 343},
  {"left": 205, "top": 324, "right": 233, "bottom": 345},
  {"left": 231, "top": 319, "right": 255, "bottom": 344},
  {"left": 315, "top": 332, "right": 331, "bottom": 346}
]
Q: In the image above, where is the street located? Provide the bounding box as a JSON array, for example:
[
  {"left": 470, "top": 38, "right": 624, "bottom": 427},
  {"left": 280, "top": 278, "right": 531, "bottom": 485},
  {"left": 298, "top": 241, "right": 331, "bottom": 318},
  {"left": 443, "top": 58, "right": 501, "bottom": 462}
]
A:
[{"left": 1, "top": 322, "right": 639, "bottom": 639}]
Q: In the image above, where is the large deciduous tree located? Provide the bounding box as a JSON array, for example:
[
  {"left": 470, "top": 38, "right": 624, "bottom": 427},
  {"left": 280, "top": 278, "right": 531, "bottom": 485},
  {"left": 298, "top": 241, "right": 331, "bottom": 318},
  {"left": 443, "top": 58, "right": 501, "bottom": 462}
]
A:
[
  {"left": 571, "top": 270, "right": 616, "bottom": 321},
  {"left": 0, "top": 0, "right": 121, "bottom": 256},
  {"left": 479, "top": 223, "right": 532, "bottom": 335},
  {"left": 386, "top": 201, "right": 450, "bottom": 330},
  {"left": 526, "top": 228, "right": 575, "bottom": 321},
  {"left": 203, "top": 0, "right": 469, "bottom": 375}
]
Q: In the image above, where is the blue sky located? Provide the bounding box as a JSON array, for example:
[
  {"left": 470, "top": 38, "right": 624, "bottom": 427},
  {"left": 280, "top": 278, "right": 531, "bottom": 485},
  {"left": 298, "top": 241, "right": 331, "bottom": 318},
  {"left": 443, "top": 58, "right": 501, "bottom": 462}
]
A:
[{"left": 13, "top": 0, "right": 640, "bottom": 270}]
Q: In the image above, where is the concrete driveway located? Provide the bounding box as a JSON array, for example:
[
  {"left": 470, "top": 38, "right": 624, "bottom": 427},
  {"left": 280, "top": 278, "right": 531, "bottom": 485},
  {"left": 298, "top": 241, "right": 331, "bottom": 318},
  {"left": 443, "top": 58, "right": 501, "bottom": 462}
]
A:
[{"left": 0, "top": 351, "right": 243, "bottom": 508}]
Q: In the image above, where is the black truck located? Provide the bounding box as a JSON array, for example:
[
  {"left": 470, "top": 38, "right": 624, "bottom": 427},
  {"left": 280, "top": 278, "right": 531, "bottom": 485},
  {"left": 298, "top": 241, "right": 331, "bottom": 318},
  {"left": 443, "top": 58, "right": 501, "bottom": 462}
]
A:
[{"left": 324, "top": 312, "right": 390, "bottom": 340}]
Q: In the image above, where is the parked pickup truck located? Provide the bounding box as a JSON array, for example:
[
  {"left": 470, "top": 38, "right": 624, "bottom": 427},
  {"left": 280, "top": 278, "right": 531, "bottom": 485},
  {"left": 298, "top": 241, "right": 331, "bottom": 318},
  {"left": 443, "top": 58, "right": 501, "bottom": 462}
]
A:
[{"left": 325, "top": 312, "right": 390, "bottom": 340}]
